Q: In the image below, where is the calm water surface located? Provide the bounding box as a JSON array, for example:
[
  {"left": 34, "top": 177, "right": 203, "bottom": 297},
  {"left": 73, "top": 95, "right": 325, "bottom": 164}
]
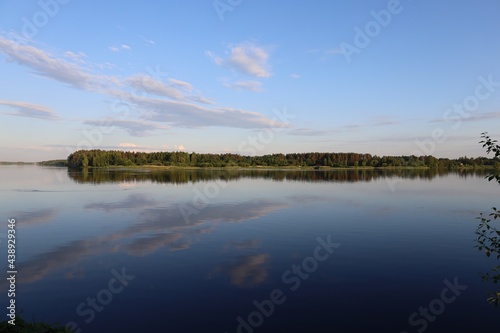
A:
[{"left": 0, "top": 165, "right": 499, "bottom": 332}]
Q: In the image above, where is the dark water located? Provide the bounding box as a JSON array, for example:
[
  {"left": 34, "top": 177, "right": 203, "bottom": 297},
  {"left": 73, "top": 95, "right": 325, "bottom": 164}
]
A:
[{"left": 0, "top": 165, "right": 499, "bottom": 332}]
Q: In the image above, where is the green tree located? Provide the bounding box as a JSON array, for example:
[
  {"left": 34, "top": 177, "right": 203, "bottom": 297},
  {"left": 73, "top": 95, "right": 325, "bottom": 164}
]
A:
[
  {"left": 66, "top": 147, "right": 499, "bottom": 169},
  {"left": 475, "top": 132, "right": 500, "bottom": 306},
  {"left": 81, "top": 154, "right": 89, "bottom": 168}
]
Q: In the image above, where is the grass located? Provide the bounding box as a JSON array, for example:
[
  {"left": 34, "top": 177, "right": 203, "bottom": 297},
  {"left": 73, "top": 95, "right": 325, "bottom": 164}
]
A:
[{"left": 0, "top": 317, "right": 71, "bottom": 333}]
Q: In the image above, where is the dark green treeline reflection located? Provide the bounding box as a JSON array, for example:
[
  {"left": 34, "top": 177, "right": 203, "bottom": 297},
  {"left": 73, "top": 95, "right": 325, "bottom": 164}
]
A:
[{"left": 68, "top": 168, "right": 490, "bottom": 185}]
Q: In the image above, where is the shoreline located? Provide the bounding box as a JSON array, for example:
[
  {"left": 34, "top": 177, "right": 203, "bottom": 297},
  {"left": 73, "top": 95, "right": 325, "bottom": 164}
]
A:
[
  {"left": 3, "top": 162, "right": 498, "bottom": 172},
  {"left": 59, "top": 165, "right": 497, "bottom": 171}
]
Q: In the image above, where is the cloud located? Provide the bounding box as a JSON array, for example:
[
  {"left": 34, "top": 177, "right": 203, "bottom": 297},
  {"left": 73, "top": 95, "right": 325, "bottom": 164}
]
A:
[
  {"left": 169, "top": 78, "right": 193, "bottom": 92},
  {"left": 118, "top": 142, "right": 137, "bottom": 148},
  {"left": 64, "top": 51, "right": 87, "bottom": 64},
  {"left": 109, "top": 44, "right": 131, "bottom": 52},
  {"left": 341, "top": 122, "right": 396, "bottom": 129},
  {"left": 126, "top": 74, "right": 185, "bottom": 100},
  {"left": 46, "top": 143, "right": 174, "bottom": 152},
  {"left": 374, "top": 120, "right": 399, "bottom": 126},
  {"left": 0, "top": 35, "right": 110, "bottom": 91},
  {"left": 341, "top": 118, "right": 400, "bottom": 129},
  {"left": 138, "top": 35, "right": 155, "bottom": 45},
  {"left": 108, "top": 90, "right": 289, "bottom": 129},
  {"left": 207, "top": 42, "right": 272, "bottom": 78},
  {"left": 187, "top": 95, "right": 215, "bottom": 104},
  {"left": 228, "top": 43, "right": 271, "bottom": 77},
  {"left": 429, "top": 111, "right": 500, "bottom": 123},
  {"left": 290, "top": 73, "right": 300, "bottom": 79},
  {"left": 341, "top": 124, "right": 364, "bottom": 129},
  {"left": 0, "top": 35, "right": 286, "bottom": 131},
  {"left": 0, "top": 99, "right": 59, "bottom": 120},
  {"left": 286, "top": 128, "right": 332, "bottom": 136},
  {"left": 205, "top": 50, "right": 223, "bottom": 65},
  {"left": 224, "top": 80, "right": 263, "bottom": 92},
  {"left": 83, "top": 118, "right": 169, "bottom": 136},
  {"left": 125, "top": 74, "right": 213, "bottom": 104},
  {"left": 175, "top": 144, "right": 185, "bottom": 151}
]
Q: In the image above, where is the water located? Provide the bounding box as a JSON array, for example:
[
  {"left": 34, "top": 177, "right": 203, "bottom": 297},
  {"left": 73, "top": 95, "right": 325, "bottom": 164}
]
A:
[{"left": 0, "top": 165, "right": 499, "bottom": 332}]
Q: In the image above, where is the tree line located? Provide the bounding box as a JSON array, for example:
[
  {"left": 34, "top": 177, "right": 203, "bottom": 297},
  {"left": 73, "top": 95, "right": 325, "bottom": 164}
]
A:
[{"left": 66, "top": 149, "right": 500, "bottom": 169}]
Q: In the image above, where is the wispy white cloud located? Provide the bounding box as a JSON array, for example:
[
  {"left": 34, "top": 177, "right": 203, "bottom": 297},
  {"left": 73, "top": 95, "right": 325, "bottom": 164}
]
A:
[
  {"left": 125, "top": 75, "right": 212, "bottom": 104},
  {"left": 429, "top": 111, "right": 500, "bottom": 123},
  {"left": 0, "top": 35, "right": 112, "bottom": 91},
  {"left": 46, "top": 142, "right": 175, "bottom": 152},
  {"left": 224, "top": 80, "right": 263, "bottom": 92},
  {"left": 205, "top": 50, "right": 223, "bottom": 65},
  {"left": 0, "top": 35, "right": 286, "bottom": 131},
  {"left": 138, "top": 35, "right": 155, "bottom": 45},
  {"left": 375, "top": 120, "right": 400, "bottom": 126},
  {"left": 64, "top": 51, "right": 87, "bottom": 64},
  {"left": 290, "top": 73, "right": 300, "bottom": 79},
  {"left": 83, "top": 119, "right": 169, "bottom": 136},
  {"left": 341, "top": 117, "right": 400, "bottom": 129},
  {"left": 169, "top": 78, "right": 193, "bottom": 92},
  {"left": 118, "top": 142, "right": 137, "bottom": 148},
  {"left": 188, "top": 95, "right": 215, "bottom": 104},
  {"left": 124, "top": 74, "right": 214, "bottom": 104},
  {"left": 207, "top": 42, "right": 272, "bottom": 78},
  {"left": 109, "top": 91, "right": 287, "bottom": 129},
  {"left": 109, "top": 44, "right": 131, "bottom": 52},
  {"left": 228, "top": 43, "right": 271, "bottom": 77},
  {"left": 341, "top": 124, "right": 364, "bottom": 129},
  {"left": 0, "top": 99, "right": 59, "bottom": 120},
  {"left": 286, "top": 128, "right": 332, "bottom": 136},
  {"left": 126, "top": 74, "right": 185, "bottom": 100}
]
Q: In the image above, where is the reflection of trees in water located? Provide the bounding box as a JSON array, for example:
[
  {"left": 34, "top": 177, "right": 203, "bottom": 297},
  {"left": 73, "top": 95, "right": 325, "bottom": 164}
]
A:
[{"left": 68, "top": 168, "right": 491, "bottom": 185}]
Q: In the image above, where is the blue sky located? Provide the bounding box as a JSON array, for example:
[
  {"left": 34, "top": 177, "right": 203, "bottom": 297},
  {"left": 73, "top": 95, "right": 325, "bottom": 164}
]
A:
[{"left": 0, "top": 0, "right": 499, "bottom": 161}]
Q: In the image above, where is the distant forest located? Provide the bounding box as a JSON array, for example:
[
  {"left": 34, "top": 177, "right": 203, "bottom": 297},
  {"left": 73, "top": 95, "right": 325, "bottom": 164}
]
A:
[{"left": 66, "top": 150, "right": 500, "bottom": 169}]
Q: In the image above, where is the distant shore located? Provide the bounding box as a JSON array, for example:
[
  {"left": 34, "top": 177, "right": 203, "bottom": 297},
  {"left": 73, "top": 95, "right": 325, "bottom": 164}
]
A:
[
  {"left": 2, "top": 156, "right": 499, "bottom": 172},
  {"left": 70, "top": 165, "right": 432, "bottom": 171},
  {"left": 3, "top": 162, "right": 496, "bottom": 172}
]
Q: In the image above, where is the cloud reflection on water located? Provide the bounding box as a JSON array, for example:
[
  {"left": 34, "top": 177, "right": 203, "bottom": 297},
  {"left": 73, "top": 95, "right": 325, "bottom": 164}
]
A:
[{"left": 0, "top": 194, "right": 286, "bottom": 289}]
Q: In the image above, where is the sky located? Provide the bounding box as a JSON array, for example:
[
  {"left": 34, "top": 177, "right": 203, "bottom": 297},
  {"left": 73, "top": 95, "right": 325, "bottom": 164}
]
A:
[{"left": 0, "top": 0, "right": 499, "bottom": 162}]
